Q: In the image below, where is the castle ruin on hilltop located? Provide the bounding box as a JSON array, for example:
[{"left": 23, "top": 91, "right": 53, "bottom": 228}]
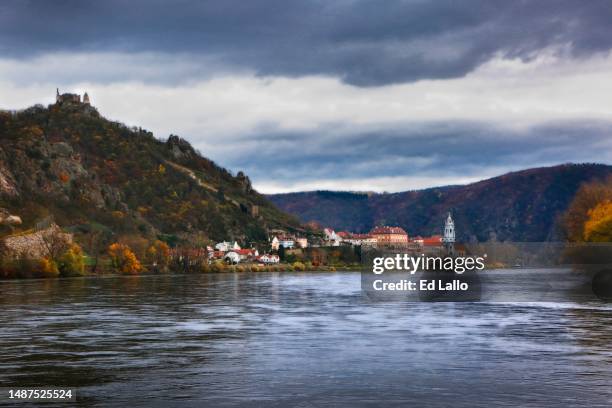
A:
[{"left": 55, "top": 88, "right": 90, "bottom": 105}]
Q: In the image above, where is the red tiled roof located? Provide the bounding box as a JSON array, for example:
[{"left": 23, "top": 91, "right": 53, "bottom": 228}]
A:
[
  {"left": 370, "top": 226, "right": 408, "bottom": 235},
  {"left": 423, "top": 235, "right": 443, "bottom": 246}
]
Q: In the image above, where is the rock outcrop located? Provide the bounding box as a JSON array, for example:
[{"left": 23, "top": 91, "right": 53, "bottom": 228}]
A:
[{"left": 1, "top": 224, "right": 72, "bottom": 260}]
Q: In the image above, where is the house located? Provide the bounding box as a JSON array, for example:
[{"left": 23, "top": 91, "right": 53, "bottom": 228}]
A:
[
  {"left": 323, "top": 228, "right": 341, "bottom": 246},
  {"left": 257, "top": 254, "right": 280, "bottom": 264},
  {"left": 271, "top": 236, "right": 280, "bottom": 251},
  {"left": 236, "top": 248, "right": 258, "bottom": 261},
  {"left": 224, "top": 251, "right": 241, "bottom": 264},
  {"left": 370, "top": 226, "right": 409, "bottom": 248},
  {"left": 343, "top": 233, "right": 377, "bottom": 247},
  {"left": 423, "top": 235, "right": 443, "bottom": 247},
  {"left": 209, "top": 250, "right": 226, "bottom": 260},
  {"left": 279, "top": 236, "right": 295, "bottom": 249},
  {"left": 215, "top": 241, "right": 241, "bottom": 252},
  {"left": 296, "top": 237, "right": 308, "bottom": 248},
  {"left": 215, "top": 241, "right": 231, "bottom": 251}
]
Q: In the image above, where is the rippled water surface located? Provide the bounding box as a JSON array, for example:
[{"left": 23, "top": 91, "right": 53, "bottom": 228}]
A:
[{"left": 1, "top": 271, "right": 612, "bottom": 407}]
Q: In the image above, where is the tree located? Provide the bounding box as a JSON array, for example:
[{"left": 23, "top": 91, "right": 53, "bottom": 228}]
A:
[
  {"left": 108, "top": 243, "right": 143, "bottom": 274},
  {"left": 40, "top": 225, "right": 71, "bottom": 262},
  {"left": 85, "top": 229, "right": 113, "bottom": 274},
  {"left": 58, "top": 244, "right": 86, "bottom": 276},
  {"left": 278, "top": 245, "right": 285, "bottom": 261},
  {"left": 564, "top": 177, "right": 612, "bottom": 241},
  {"left": 584, "top": 201, "right": 612, "bottom": 242},
  {"left": 38, "top": 257, "right": 60, "bottom": 278},
  {"left": 146, "top": 240, "right": 171, "bottom": 271}
]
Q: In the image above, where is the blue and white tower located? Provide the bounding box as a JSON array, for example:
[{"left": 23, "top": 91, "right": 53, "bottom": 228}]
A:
[{"left": 442, "top": 212, "right": 455, "bottom": 254}]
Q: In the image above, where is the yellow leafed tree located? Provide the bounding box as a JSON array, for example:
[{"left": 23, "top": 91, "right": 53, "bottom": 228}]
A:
[
  {"left": 146, "top": 240, "right": 171, "bottom": 270},
  {"left": 58, "top": 243, "right": 87, "bottom": 276},
  {"left": 584, "top": 201, "right": 612, "bottom": 242}
]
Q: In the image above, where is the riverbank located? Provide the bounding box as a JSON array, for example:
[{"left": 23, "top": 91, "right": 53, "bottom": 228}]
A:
[{"left": 0, "top": 261, "right": 363, "bottom": 280}]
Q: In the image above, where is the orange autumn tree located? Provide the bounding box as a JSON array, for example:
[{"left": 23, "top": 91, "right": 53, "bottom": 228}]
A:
[
  {"left": 564, "top": 177, "right": 612, "bottom": 241},
  {"left": 108, "top": 243, "right": 143, "bottom": 274},
  {"left": 584, "top": 201, "right": 612, "bottom": 242},
  {"left": 146, "top": 240, "right": 171, "bottom": 270},
  {"left": 39, "top": 257, "right": 60, "bottom": 278}
]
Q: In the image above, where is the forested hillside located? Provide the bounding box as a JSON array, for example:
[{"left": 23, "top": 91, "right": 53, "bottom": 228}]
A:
[
  {"left": 0, "top": 101, "right": 302, "bottom": 249},
  {"left": 269, "top": 164, "right": 612, "bottom": 241}
]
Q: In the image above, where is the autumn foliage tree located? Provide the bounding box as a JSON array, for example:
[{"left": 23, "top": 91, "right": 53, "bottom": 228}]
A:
[
  {"left": 38, "top": 257, "right": 60, "bottom": 278},
  {"left": 146, "top": 240, "right": 171, "bottom": 270},
  {"left": 58, "top": 243, "right": 87, "bottom": 276},
  {"left": 108, "top": 243, "right": 143, "bottom": 274},
  {"left": 584, "top": 201, "right": 612, "bottom": 242},
  {"left": 564, "top": 177, "right": 612, "bottom": 242}
]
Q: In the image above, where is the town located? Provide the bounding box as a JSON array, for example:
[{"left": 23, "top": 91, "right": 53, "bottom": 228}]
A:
[{"left": 187, "top": 212, "right": 458, "bottom": 268}]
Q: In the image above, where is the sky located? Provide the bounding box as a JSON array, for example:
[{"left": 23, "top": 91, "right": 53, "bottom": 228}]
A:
[{"left": 1, "top": 0, "right": 612, "bottom": 193}]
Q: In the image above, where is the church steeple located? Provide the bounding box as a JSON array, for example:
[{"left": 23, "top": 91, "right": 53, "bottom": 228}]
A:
[
  {"left": 443, "top": 212, "right": 455, "bottom": 254},
  {"left": 443, "top": 212, "right": 455, "bottom": 244},
  {"left": 56, "top": 88, "right": 60, "bottom": 103}
]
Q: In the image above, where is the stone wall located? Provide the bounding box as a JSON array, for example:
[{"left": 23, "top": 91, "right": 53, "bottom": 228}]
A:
[{"left": 1, "top": 224, "right": 73, "bottom": 260}]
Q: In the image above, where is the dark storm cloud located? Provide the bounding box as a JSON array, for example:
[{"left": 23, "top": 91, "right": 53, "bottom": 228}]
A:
[
  {"left": 217, "top": 120, "right": 612, "bottom": 186},
  {"left": 1, "top": 0, "right": 612, "bottom": 86}
]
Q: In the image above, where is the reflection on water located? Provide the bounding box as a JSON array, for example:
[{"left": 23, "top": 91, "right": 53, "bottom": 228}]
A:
[{"left": 1, "top": 271, "right": 611, "bottom": 407}]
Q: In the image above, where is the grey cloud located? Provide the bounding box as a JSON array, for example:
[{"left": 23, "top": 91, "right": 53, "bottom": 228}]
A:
[
  {"left": 210, "top": 120, "right": 612, "bottom": 188},
  {"left": 1, "top": 1, "right": 612, "bottom": 86}
]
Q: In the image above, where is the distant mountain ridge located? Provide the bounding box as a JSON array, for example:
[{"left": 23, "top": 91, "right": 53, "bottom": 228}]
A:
[{"left": 267, "top": 164, "right": 612, "bottom": 241}]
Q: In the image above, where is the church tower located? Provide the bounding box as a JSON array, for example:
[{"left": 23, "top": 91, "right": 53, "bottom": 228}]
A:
[
  {"left": 56, "top": 88, "right": 61, "bottom": 103},
  {"left": 443, "top": 212, "right": 455, "bottom": 254},
  {"left": 83, "top": 92, "right": 90, "bottom": 105}
]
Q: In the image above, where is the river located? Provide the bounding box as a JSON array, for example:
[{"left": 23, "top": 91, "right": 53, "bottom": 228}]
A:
[{"left": 1, "top": 271, "right": 611, "bottom": 407}]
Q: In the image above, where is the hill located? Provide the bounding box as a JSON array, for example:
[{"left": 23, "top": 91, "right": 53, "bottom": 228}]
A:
[
  {"left": 268, "top": 164, "right": 612, "bottom": 241},
  {"left": 0, "top": 99, "right": 302, "bottom": 248}
]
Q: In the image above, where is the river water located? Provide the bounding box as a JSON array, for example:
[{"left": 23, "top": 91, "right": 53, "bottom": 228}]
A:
[{"left": 1, "top": 271, "right": 611, "bottom": 407}]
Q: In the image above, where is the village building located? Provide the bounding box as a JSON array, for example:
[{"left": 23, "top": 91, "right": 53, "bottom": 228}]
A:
[
  {"left": 323, "top": 228, "right": 342, "bottom": 246},
  {"left": 215, "top": 241, "right": 241, "bottom": 252},
  {"left": 224, "top": 251, "right": 241, "bottom": 264},
  {"left": 279, "top": 236, "right": 295, "bottom": 249},
  {"left": 257, "top": 254, "right": 280, "bottom": 264},
  {"left": 370, "top": 226, "right": 409, "bottom": 248},
  {"left": 340, "top": 233, "right": 378, "bottom": 247},
  {"left": 209, "top": 250, "right": 226, "bottom": 260},
  {"left": 270, "top": 236, "right": 280, "bottom": 251},
  {"left": 236, "top": 248, "right": 258, "bottom": 261},
  {"left": 296, "top": 237, "right": 308, "bottom": 248},
  {"left": 423, "top": 235, "right": 443, "bottom": 247}
]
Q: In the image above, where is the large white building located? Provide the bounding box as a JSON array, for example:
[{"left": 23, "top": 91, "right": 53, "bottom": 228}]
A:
[{"left": 323, "top": 228, "right": 342, "bottom": 246}]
